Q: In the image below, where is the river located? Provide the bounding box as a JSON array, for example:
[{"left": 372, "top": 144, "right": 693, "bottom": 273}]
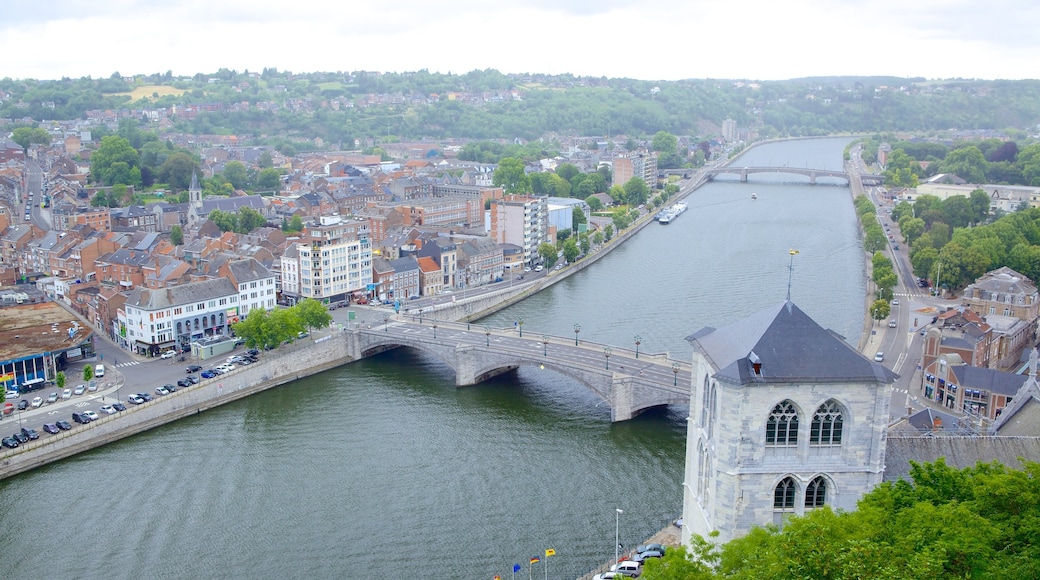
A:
[{"left": 0, "top": 137, "right": 863, "bottom": 579}]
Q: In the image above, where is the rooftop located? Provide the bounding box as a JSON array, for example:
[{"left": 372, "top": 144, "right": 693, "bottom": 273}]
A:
[{"left": 0, "top": 302, "right": 91, "bottom": 363}]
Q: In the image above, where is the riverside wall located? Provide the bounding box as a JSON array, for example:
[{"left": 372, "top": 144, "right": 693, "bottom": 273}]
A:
[{"left": 0, "top": 331, "right": 353, "bottom": 480}]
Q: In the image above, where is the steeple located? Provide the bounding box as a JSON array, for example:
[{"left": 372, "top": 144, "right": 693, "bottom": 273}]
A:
[{"left": 189, "top": 169, "right": 202, "bottom": 206}]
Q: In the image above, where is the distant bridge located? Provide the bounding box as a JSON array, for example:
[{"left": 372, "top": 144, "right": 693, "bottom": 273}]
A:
[
  {"left": 343, "top": 318, "right": 691, "bottom": 421},
  {"left": 702, "top": 166, "right": 883, "bottom": 186}
]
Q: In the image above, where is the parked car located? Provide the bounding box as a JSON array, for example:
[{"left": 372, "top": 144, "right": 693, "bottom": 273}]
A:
[
  {"left": 73, "top": 384, "right": 87, "bottom": 396},
  {"left": 30, "top": 396, "right": 43, "bottom": 408},
  {"left": 186, "top": 376, "right": 200, "bottom": 385},
  {"left": 20, "top": 427, "right": 39, "bottom": 440},
  {"left": 12, "top": 432, "right": 29, "bottom": 444},
  {"left": 94, "top": 364, "right": 105, "bottom": 377},
  {"left": 1, "top": 437, "right": 18, "bottom": 449},
  {"left": 155, "top": 386, "right": 170, "bottom": 396},
  {"left": 137, "top": 393, "right": 152, "bottom": 402},
  {"left": 634, "top": 543, "right": 666, "bottom": 556},
  {"left": 82, "top": 410, "right": 99, "bottom": 421},
  {"left": 592, "top": 573, "right": 621, "bottom": 580},
  {"left": 610, "top": 561, "right": 642, "bottom": 578},
  {"left": 46, "top": 392, "right": 59, "bottom": 404},
  {"left": 127, "top": 394, "right": 145, "bottom": 405},
  {"left": 55, "top": 420, "right": 72, "bottom": 431},
  {"left": 160, "top": 350, "right": 176, "bottom": 359},
  {"left": 17, "top": 399, "right": 29, "bottom": 411},
  {"left": 186, "top": 365, "right": 202, "bottom": 374},
  {"left": 61, "top": 388, "right": 72, "bottom": 400},
  {"left": 99, "top": 405, "right": 117, "bottom": 415},
  {"left": 246, "top": 349, "right": 259, "bottom": 357},
  {"left": 874, "top": 352, "right": 885, "bottom": 362},
  {"left": 112, "top": 403, "right": 127, "bottom": 412},
  {"left": 87, "top": 383, "right": 98, "bottom": 393},
  {"left": 42, "top": 423, "right": 60, "bottom": 434},
  {"left": 72, "top": 412, "right": 91, "bottom": 424},
  {"left": 200, "top": 370, "right": 218, "bottom": 379},
  {"left": 632, "top": 550, "right": 663, "bottom": 563},
  {"left": 177, "top": 378, "right": 192, "bottom": 388}
]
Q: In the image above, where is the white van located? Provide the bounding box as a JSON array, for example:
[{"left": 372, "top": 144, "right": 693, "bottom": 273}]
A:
[
  {"left": 610, "top": 561, "right": 642, "bottom": 577},
  {"left": 94, "top": 364, "right": 105, "bottom": 378}
]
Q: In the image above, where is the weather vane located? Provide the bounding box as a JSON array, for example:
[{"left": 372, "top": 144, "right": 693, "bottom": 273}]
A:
[{"left": 787, "top": 249, "right": 799, "bottom": 301}]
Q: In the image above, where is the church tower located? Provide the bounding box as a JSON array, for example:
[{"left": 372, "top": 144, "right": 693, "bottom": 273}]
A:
[
  {"left": 188, "top": 169, "right": 203, "bottom": 226},
  {"left": 681, "top": 301, "right": 896, "bottom": 545}
]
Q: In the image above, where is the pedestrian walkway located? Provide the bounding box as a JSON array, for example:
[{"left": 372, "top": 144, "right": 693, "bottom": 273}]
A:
[{"left": 114, "top": 361, "right": 141, "bottom": 368}]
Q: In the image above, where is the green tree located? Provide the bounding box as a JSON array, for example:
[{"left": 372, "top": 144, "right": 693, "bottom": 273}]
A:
[
  {"left": 864, "top": 223, "right": 887, "bottom": 254},
  {"left": 899, "top": 217, "right": 926, "bottom": 246},
  {"left": 911, "top": 245, "right": 938, "bottom": 280},
  {"left": 562, "top": 238, "right": 580, "bottom": 263},
  {"left": 537, "top": 242, "right": 558, "bottom": 269},
  {"left": 267, "top": 308, "right": 304, "bottom": 345},
  {"left": 222, "top": 161, "right": 249, "bottom": 190},
  {"left": 237, "top": 206, "right": 267, "bottom": 233},
  {"left": 572, "top": 207, "right": 587, "bottom": 232},
  {"left": 604, "top": 224, "right": 614, "bottom": 241},
  {"left": 11, "top": 126, "right": 51, "bottom": 151},
  {"left": 82, "top": 365, "right": 94, "bottom": 383},
  {"left": 623, "top": 177, "right": 650, "bottom": 206},
  {"left": 255, "top": 168, "right": 282, "bottom": 191},
  {"left": 56, "top": 371, "right": 66, "bottom": 390},
  {"left": 938, "top": 145, "right": 988, "bottom": 184},
  {"left": 585, "top": 195, "right": 603, "bottom": 211},
  {"left": 91, "top": 135, "right": 141, "bottom": 186},
  {"left": 968, "top": 189, "right": 991, "bottom": 224},
  {"left": 170, "top": 225, "right": 183, "bottom": 246},
  {"left": 492, "top": 157, "right": 530, "bottom": 194},
  {"left": 157, "top": 152, "right": 195, "bottom": 191},
  {"left": 295, "top": 299, "right": 332, "bottom": 331},
  {"left": 257, "top": 150, "right": 274, "bottom": 169},
  {"left": 871, "top": 298, "right": 891, "bottom": 321},
  {"left": 233, "top": 308, "right": 274, "bottom": 350}
]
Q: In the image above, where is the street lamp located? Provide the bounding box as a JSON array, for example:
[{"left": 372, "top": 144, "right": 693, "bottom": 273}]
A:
[
  {"left": 516, "top": 316, "right": 524, "bottom": 338},
  {"left": 615, "top": 508, "right": 624, "bottom": 568},
  {"left": 604, "top": 346, "right": 612, "bottom": 370},
  {"left": 672, "top": 362, "right": 680, "bottom": 386},
  {"left": 574, "top": 323, "right": 581, "bottom": 346},
  {"left": 432, "top": 320, "right": 438, "bottom": 339},
  {"left": 542, "top": 334, "right": 550, "bottom": 356},
  {"left": 418, "top": 308, "right": 424, "bottom": 324},
  {"left": 464, "top": 306, "right": 471, "bottom": 331},
  {"left": 485, "top": 325, "right": 491, "bottom": 347},
  {"left": 634, "top": 335, "right": 642, "bottom": 359},
  {"left": 383, "top": 313, "right": 389, "bottom": 332}
]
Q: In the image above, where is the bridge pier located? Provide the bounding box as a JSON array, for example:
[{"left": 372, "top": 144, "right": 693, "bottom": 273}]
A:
[
  {"left": 611, "top": 376, "right": 635, "bottom": 421},
  {"left": 809, "top": 171, "right": 816, "bottom": 185}
]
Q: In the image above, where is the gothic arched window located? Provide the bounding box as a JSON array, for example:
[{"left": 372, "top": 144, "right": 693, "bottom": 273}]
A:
[
  {"left": 773, "top": 476, "right": 797, "bottom": 526},
  {"left": 806, "top": 476, "right": 827, "bottom": 509},
  {"left": 810, "top": 400, "right": 844, "bottom": 446},
  {"left": 766, "top": 401, "right": 799, "bottom": 446}
]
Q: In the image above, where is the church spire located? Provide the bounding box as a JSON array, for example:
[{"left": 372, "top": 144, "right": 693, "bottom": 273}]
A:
[{"left": 189, "top": 168, "right": 202, "bottom": 206}]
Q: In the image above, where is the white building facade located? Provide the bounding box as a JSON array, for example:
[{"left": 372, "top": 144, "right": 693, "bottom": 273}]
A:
[
  {"left": 281, "top": 214, "right": 372, "bottom": 305},
  {"left": 119, "top": 278, "right": 239, "bottom": 356},
  {"left": 682, "top": 302, "right": 895, "bottom": 544}
]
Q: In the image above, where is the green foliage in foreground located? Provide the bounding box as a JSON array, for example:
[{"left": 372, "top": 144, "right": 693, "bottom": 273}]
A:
[
  {"left": 643, "top": 458, "right": 1040, "bottom": 580},
  {"left": 231, "top": 299, "right": 332, "bottom": 350}
]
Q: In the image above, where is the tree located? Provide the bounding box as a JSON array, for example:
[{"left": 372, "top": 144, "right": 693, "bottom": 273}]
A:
[
  {"left": 257, "top": 150, "right": 274, "bottom": 169},
  {"left": 233, "top": 309, "right": 274, "bottom": 350},
  {"left": 90, "top": 135, "right": 141, "bottom": 186},
  {"left": 237, "top": 206, "right": 267, "bottom": 233},
  {"left": 562, "top": 238, "right": 580, "bottom": 263},
  {"left": 939, "top": 145, "right": 988, "bottom": 184},
  {"left": 82, "top": 365, "right": 94, "bottom": 383},
  {"left": 255, "top": 168, "right": 282, "bottom": 191},
  {"left": 623, "top": 177, "right": 650, "bottom": 206},
  {"left": 171, "top": 225, "right": 183, "bottom": 246},
  {"left": 492, "top": 157, "right": 530, "bottom": 194},
  {"left": 871, "top": 298, "right": 891, "bottom": 321},
  {"left": 11, "top": 126, "right": 51, "bottom": 151},
  {"left": 537, "top": 243, "right": 558, "bottom": 269},
  {"left": 222, "top": 161, "right": 249, "bottom": 190},
  {"left": 572, "top": 207, "right": 587, "bottom": 231},
  {"left": 56, "top": 371, "right": 66, "bottom": 390},
  {"left": 899, "top": 217, "right": 926, "bottom": 246},
  {"left": 585, "top": 195, "right": 603, "bottom": 211},
  {"left": 295, "top": 299, "right": 332, "bottom": 331},
  {"left": 969, "top": 189, "right": 991, "bottom": 224}
]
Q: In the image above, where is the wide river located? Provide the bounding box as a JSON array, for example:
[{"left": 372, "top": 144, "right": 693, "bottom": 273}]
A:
[{"left": 0, "top": 137, "right": 864, "bottom": 579}]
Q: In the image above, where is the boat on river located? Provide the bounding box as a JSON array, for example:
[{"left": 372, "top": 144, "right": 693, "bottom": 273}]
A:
[
  {"left": 751, "top": 192, "right": 758, "bottom": 200},
  {"left": 657, "top": 202, "right": 688, "bottom": 224}
]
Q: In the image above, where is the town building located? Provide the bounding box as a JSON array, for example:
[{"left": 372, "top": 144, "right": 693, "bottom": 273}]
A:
[
  {"left": 612, "top": 151, "right": 658, "bottom": 191},
  {"left": 279, "top": 214, "right": 372, "bottom": 305},
  {"left": 489, "top": 195, "right": 547, "bottom": 269},
  {"left": 0, "top": 300, "right": 95, "bottom": 393},
  {"left": 119, "top": 278, "right": 239, "bottom": 355},
  {"left": 960, "top": 267, "right": 1039, "bottom": 369},
  {"left": 682, "top": 301, "right": 896, "bottom": 544}
]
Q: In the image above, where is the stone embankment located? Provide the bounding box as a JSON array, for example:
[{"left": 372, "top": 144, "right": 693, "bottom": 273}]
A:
[{"left": 0, "top": 332, "right": 352, "bottom": 480}]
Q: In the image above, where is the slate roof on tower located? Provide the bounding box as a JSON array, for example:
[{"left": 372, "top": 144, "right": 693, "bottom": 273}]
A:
[{"left": 686, "top": 301, "right": 897, "bottom": 385}]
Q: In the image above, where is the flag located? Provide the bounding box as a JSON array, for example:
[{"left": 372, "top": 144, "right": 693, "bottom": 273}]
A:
[
  {"left": 494, "top": 576, "right": 501, "bottom": 580},
  {"left": 545, "top": 548, "right": 556, "bottom": 557},
  {"left": 513, "top": 564, "right": 521, "bottom": 573},
  {"left": 530, "top": 556, "right": 540, "bottom": 564}
]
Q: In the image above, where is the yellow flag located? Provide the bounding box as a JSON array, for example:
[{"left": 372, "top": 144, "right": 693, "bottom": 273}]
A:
[{"left": 545, "top": 548, "right": 556, "bottom": 557}]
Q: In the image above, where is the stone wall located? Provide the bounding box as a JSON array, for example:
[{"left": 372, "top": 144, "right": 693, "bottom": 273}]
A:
[{"left": 0, "top": 330, "right": 354, "bottom": 481}]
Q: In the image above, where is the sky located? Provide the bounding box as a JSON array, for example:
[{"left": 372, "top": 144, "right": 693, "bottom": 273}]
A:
[{"left": 1, "top": 0, "right": 1038, "bottom": 82}]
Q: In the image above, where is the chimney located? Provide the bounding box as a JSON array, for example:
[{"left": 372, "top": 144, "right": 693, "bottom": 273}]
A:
[{"left": 932, "top": 417, "right": 942, "bottom": 432}]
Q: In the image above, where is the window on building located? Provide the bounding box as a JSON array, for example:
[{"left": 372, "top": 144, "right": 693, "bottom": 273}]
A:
[
  {"left": 773, "top": 477, "right": 797, "bottom": 526},
  {"left": 810, "top": 400, "right": 844, "bottom": 446},
  {"left": 766, "top": 401, "right": 799, "bottom": 446},
  {"left": 805, "top": 476, "right": 827, "bottom": 509}
]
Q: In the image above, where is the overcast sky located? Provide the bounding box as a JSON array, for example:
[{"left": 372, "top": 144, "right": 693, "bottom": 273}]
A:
[{"left": 1, "top": 0, "right": 1037, "bottom": 82}]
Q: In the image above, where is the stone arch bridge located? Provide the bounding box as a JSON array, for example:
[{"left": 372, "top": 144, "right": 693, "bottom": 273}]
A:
[
  {"left": 342, "top": 318, "right": 692, "bottom": 421},
  {"left": 703, "top": 166, "right": 883, "bottom": 186}
]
